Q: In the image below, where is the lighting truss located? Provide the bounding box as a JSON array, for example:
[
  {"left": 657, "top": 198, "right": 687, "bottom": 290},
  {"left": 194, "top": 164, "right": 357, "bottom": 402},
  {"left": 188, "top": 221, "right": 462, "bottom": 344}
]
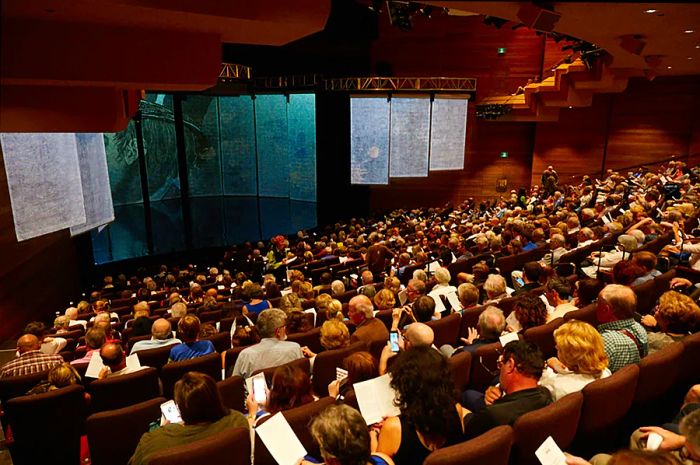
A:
[{"left": 324, "top": 77, "right": 477, "bottom": 92}]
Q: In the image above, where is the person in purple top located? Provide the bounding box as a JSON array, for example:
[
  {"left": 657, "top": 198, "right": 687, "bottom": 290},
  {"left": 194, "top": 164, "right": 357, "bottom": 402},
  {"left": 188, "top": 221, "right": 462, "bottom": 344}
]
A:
[{"left": 169, "top": 314, "right": 215, "bottom": 362}]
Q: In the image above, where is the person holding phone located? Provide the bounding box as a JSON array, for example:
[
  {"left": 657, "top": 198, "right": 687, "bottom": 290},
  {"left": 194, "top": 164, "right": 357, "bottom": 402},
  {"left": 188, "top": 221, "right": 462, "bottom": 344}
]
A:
[
  {"left": 129, "top": 372, "right": 248, "bottom": 465},
  {"left": 245, "top": 364, "right": 314, "bottom": 426}
]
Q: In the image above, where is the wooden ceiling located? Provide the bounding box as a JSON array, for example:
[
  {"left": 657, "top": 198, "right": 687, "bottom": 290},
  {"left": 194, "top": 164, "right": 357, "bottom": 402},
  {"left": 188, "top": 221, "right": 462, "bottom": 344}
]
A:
[{"left": 427, "top": 2, "right": 700, "bottom": 76}]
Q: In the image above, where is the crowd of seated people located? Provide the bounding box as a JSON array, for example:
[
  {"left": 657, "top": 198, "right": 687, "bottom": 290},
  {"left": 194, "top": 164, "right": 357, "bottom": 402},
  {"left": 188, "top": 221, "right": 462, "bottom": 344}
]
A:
[{"left": 1, "top": 160, "right": 700, "bottom": 465}]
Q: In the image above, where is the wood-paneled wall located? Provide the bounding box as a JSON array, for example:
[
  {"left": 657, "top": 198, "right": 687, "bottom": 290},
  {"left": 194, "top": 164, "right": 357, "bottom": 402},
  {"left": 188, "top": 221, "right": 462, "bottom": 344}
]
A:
[
  {"left": 532, "top": 76, "right": 700, "bottom": 184},
  {"left": 0, "top": 150, "right": 80, "bottom": 344}
]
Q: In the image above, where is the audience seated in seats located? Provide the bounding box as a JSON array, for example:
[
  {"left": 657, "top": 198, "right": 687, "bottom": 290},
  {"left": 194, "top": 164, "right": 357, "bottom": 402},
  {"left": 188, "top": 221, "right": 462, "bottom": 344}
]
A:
[
  {"left": 280, "top": 293, "right": 303, "bottom": 315},
  {"left": 462, "top": 340, "right": 552, "bottom": 440},
  {"left": 302, "top": 319, "right": 350, "bottom": 360},
  {"left": 428, "top": 268, "right": 456, "bottom": 300},
  {"left": 169, "top": 315, "right": 215, "bottom": 362},
  {"left": 95, "top": 318, "right": 121, "bottom": 344},
  {"left": 545, "top": 277, "right": 578, "bottom": 320},
  {"left": 442, "top": 306, "right": 506, "bottom": 357},
  {"left": 52, "top": 315, "right": 71, "bottom": 334},
  {"left": 483, "top": 274, "right": 509, "bottom": 305},
  {"left": 349, "top": 295, "right": 389, "bottom": 346},
  {"left": 374, "top": 347, "right": 466, "bottom": 465},
  {"left": 72, "top": 328, "right": 106, "bottom": 365},
  {"left": 288, "top": 310, "right": 313, "bottom": 335},
  {"left": 198, "top": 322, "right": 217, "bottom": 339},
  {"left": 541, "top": 234, "right": 568, "bottom": 266},
  {"left": 169, "top": 302, "right": 187, "bottom": 319},
  {"left": 304, "top": 404, "right": 395, "bottom": 465},
  {"left": 242, "top": 283, "right": 271, "bottom": 316},
  {"left": 379, "top": 323, "right": 435, "bottom": 375},
  {"left": 631, "top": 251, "right": 663, "bottom": 287},
  {"left": 90, "top": 299, "right": 119, "bottom": 322},
  {"left": 512, "top": 262, "right": 543, "bottom": 296},
  {"left": 0, "top": 334, "right": 64, "bottom": 377},
  {"left": 23, "top": 321, "right": 67, "bottom": 355},
  {"left": 384, "top": 277, "right": 401, "bottom": 298},
  {"left": 328, "top": 351, "right": 377, "bottom": 400},
  {"left": 315, "top": 293, "right": 334, "bottom": 317},
  {"left": 331, "top": 280, "right": 346, "bottom": 297},
  {"left": 405, "top": 279, "right": 426, "bottom": 305},
  {"left": 131, "top": 318, "right": 181, "bottom": 354},
  {"left": 231, "top": 308, "right": 303, "bottom": 379},
  {"left": 65, "top": 306, "right": 87, "bottom": 329},
  {"left": 596, "top": 284, "right": 649, "bottom": 372},
  {"left": 612, "top": 260, "right": 646, "bottom": 286},
  {"left": 374, "top": 289, "right": 396, "bottom": 311},
  {"left": 413, "top": 296, "right": 439, "bottom": 323},
  {"left": 456, "top": 283, "right": 480, "bottom": 312},
  {"left": 230, "top": 314, "right": 261, "bottom": 348},
  {"left": 640, "top": 291, "right": 700, "bottom": 354},
  {"left": 506, "top": 294, "right": 549, "bottom": 333},
  {"left": 583, "top": 234, "right": 639, "bottom": 279},
  {"left": 539, "top": 320, "right": 611, "bottom": 401},
  {"left": 27, "top": 362, "right": 82, "bottom": 395},
  {"left": 246, "top": 363, "right": 314, "bottom": 426},
  {"left": 98, "top": 343, "right": 147, "bottom": 379},
  {"left": 128, "top": 372, "right": 248, "bottom": 465},
  {"left": 127, "top": 301, "right": 153, "bottom": 335},
  {"left": 314, "top": 272, "right": 334, "bottom": 296}
]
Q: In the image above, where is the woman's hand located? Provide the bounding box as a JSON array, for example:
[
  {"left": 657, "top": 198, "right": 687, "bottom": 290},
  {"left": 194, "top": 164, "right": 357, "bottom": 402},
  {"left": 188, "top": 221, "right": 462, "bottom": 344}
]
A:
[
  {"left": 301, "top": 346, "right": 316, "bottom": 358},
  {"left": 640, "top": 315, "right": 657, "bottom": 328},
  {"left": 246, "top": 391, "right": 259, "bottom": 416},
  {"left": 547, "top": 357, "right": 568, "bottom": 373},
  {"left": 328, "top": 380, "right": 340, "bottom": 398}
]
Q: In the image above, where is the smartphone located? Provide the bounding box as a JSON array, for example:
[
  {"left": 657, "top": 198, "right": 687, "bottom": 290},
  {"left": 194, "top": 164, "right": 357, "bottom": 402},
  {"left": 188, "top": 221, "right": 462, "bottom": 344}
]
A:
[
  {"left": 646, "top": 432, "right": 663, "bottom": 451},
  {"left": 160, "top": 400, "right": 183, "bottom": 424},
  {"left": 514, "top": 277, "right": 524, "bottom": 287},
  {"left": 390, "top": 331, "right": 400, "bottom": 353},
  {"left": 252, "top": 375, "right": 267, "bottom": 404}
]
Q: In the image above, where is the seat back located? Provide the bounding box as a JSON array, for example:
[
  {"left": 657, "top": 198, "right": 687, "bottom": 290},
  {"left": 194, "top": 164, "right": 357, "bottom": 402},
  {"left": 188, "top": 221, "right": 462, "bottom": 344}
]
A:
[
  {"left": 136, "top": 344, "right": 174, "bottom": 371},
  {"left": 573, "top": 363, "right": 639, "bottom": 455},
  {"left": 681, "top": 332, "right": 700, "bottom": 385},
  {"left": 447, "top": 351, "right": 472, "bottom": 393},
  {"left": 87, "top": 367, "right": 161, "bottom": 413},
  {"left": 204, "top": 332, "right": 232, "bottom": 353},
  {"left": 161, "top": 352, "right": 222, "bottom": 398},
  {"left": 511, "top": 392, "right": 583, "bottom": 465},
  {"left": 459, "top": 306, "right": 486, "bottom": 339},
  {"left": 287, "top": 327, "right": 323, "bottom": 354},
  {"left": 470, "top": 342, "right": 503, "bottom": 392},
  {"left": 87, "top": 397, "right": 165, "bottom": 465},
  {"left": 563, "top": 304, "right": 598, "bottom": 327},
  {"left": 224, "top": 345, "right": 250, "bottom": 378},
  {"left": 635, "top": 342, "right": 684, "bottom": 405},
  {"left": 631, "top": 279, "right": 657, "bottom": 316},
  {"left": 126, "top": 335, "right": 151, "bottom": 354},
  {"left": 426, "top": 313, "right": 461, "bottom": 348},
  {"left": 148, "top": 427, "right": 251, "bottom": 465},
  {"left": 6, "top": 384, "right": 86, "bottom": 465},
  {"left": 312, "top": 341, "right": 367, "bottom": 397},
  {"left": 424, "top": 425, "right": 514, "bottom": 465},
  {"left": 522, "top": 318, "right": 565, "bottom": 359},
  {"left": 254, "top": 397, "right": 335, "bottom": 465},
  {"left": 252, "top": 357, "right": 311, "bottom": 386},
  {"left": 217, "top": 376, "right": 245, "bottom": 413},
  {"left": 0, "top": 370, "right": 49, "bottom": 405}
]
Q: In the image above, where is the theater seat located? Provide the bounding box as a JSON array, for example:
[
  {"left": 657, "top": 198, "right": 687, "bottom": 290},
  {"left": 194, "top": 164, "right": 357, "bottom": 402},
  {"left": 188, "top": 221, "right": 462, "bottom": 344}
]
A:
[
  {"left": 254, "top": 397, "right": 335, "bottom": 465},
  {"left": 572, "top": 363, "right": 639, "bottom": 456},
  {"left": 217, "top": 375, "right": 245, "bottom": 413},
  {"left": 161, "top": 353, "right": 221, "bottom": 398},
  {"left": 6, "top": 384, "right": 86, "bottom": 465},
  {"left": 136, "top": 344, "right": 175, "bottom": 372},
  {"left": 511, "top": 392, "right": 583, "bottom": 465},
  {"left": 87, "top": 396, "right": 165, "bottom": 465},
  {"left": 424, "top": 425, "right": 513, "bottom": 465},
  {"left": 681, "top": 332, "right": 700, "bottom": 386},
  {"left": 147, "top": 427, "right": 251, "bottom": 465},
  {"left": 522, "top": 317, "right": 565, "bottom": 359},
  {"left": 426, "top": 313, "right": 461, "bottom": 348},
  {"left": 87, "top": 366, "right": 161, "bottom": 413},
  {"left": 0, "top": 370, "right": 49, "bottom": 406},
  {"left": 251, "top": 357, "right": 311, "bottom": 386},
  {"left": 563, "top": 304, "right": 597, "bottom": 327},
  {"left": 312, "top": 341, "right": 367, "bottom": 397},
  {"left": 287, "top": 327, "right": 323, "bottom": 354},
  {"left": 447, "top": 351, "right": 472, "bottom": 393}
]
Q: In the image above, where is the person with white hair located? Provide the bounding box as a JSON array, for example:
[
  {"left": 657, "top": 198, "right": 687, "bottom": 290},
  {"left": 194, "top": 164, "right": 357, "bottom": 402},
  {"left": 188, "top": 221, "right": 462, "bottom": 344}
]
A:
[
  {"left": 330, "top": 280, "right": 345, "bottom": 296},
  {"left": 169, "top": 302, "right": 187, "bottom": 318},
  {"left": 428, "top": 267, "right": 456, "bottom": 301},
  {"left": 582, "top": 234, "right": 638, "bottom": 278},
  {"left": 539, "top": 234, "right": 568, "bottom": 266},
  {"left": 64, "top": 307, "right": 87, "bottom": 329},
  {"left": 483, "top": 274, "right": 508, "bottom": 305}
]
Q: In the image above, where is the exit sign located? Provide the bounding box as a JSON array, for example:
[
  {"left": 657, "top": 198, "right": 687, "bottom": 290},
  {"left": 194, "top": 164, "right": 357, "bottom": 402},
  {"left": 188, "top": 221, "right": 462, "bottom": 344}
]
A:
[
  {"left": 497, "top": 47, "right": 506, "bottom": 54},
  {"left": 500, "top": 151, "right": 509, "bottom": 158}
]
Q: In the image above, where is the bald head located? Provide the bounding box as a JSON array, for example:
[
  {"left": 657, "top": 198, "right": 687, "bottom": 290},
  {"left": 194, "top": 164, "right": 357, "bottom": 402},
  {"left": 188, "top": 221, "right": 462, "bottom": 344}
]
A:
[
  {"left": 65, "top": 307, "right": 78, "bottom": 320},
  {"left": 100, "top": 343, "right": 124, "bottom": 369},
  {"left": 17, "top": 334, "right": 41, "bottom": 354},
  {"left": 404, "top": 323, "right": 434, "bottom": 348},
  {"left": 151, "top": 318, "right": 173, "bottom": 340}
]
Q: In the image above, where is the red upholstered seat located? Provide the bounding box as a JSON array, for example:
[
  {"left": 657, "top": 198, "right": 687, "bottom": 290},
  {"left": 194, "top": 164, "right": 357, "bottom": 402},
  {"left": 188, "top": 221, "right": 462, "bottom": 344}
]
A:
[
  {"left": 424, "top": 425, "right": 514, "bottom": 465},
  {"left": 87, "top": 396, "right": 165, "bottom": 465},
  {"left": 87, "top": 366, "right": 161, "bottom": 413},
  {"left": 522, "top": 317, "right": 565, "bottom": 359},
  {"left": 447, "top": 350, "right": 472, "bottom": 393},
  {"left": 147, "top": 427, "right": 251, "bottom": 465},
  {"left": 160, "top": 352, "right": 222, "bottom": 398},
  {"left": 217, "top": 375, "right": 245, "bottom": 413},
  {"left": 426, "top": 313, "right": 461, "bottom": 347},
  {"left": 0, "top": 370, "right": 49, "bottom": 406},
  {"left": 312, "top": 341, "right": 367, "bottom": 397}
]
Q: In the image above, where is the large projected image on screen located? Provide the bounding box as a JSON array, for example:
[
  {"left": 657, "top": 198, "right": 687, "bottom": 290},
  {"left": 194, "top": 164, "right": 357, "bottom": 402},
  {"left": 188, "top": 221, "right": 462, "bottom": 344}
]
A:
[
  {"left": 256, "top": 94, "right": 289, "bottom": 197},
  {"left": 221, "top": 96, "right": 257, "bottom": 196},
  {"left": 288, "top": 93, "right": 317, "bottom": 202},
  {"left": 350, "top": 97, "right": 390, "bottom": 185},
  {"left": 429, "top": 97, "right": 468, "bottom": 171},
  {"left": 389, "top": 97, "right": 431, "bottom": 178}
]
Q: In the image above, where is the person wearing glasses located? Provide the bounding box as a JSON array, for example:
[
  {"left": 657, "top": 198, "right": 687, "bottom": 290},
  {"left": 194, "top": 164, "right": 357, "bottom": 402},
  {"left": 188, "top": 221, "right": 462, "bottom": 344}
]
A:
[{"left": 462, "top": 340, "right": 552, "bottom": 440}]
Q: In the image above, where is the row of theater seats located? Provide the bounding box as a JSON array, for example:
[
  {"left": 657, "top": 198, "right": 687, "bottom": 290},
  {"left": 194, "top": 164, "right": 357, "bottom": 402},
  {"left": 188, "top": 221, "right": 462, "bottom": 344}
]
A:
[{"left": 5, "top": 328, "right": 697, "bottom": 465}]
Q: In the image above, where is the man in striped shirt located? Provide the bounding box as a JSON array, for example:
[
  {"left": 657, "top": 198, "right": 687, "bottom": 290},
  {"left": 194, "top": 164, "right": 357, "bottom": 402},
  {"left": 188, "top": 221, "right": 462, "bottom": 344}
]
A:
[{"left": 0, "top": 334, "right": 63, "bottom": 378}]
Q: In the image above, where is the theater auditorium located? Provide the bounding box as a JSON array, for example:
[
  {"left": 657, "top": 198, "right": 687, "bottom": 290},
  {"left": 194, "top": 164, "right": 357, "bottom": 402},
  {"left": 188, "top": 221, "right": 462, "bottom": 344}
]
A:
[{"left": 1, "top": 1, "right": 699, "bottom": 465}]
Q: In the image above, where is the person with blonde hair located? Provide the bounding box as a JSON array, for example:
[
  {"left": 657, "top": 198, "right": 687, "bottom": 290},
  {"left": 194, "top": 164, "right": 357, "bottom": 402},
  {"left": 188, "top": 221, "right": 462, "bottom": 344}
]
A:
[
  {"left": 539, "top": 320, "right": 611, "bottom": 401},
  {"left": 279, "top": 293, "right": 303, "bottom": 315},
  {"left": 320, "top": 319, "right": 350, "bottom": 351},
  {"left": 384, "top": 276, "right": 401, "bottom": 297},
  {"left": 374, "top": 289, "right": 396, "bottom": 311},
  {"left": 641, "top": 291, "right": 700, "bottom": 354},
  {"left": 28, "top": 362, "right": 82, "bottom": 395}
]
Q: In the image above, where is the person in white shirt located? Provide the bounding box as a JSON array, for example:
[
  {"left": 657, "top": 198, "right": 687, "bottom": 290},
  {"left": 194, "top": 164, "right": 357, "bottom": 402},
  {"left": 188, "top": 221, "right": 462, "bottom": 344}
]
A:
[
  {"left": 544, "top": 277, "right": 578, "bottom": 321},
  {"left": 540, "top": 234, "right": 568, "bottom": 266},
  {"left": 23, "top": 322, "right": 66, "bottom": 355},
  {"left": 539, "top": 320, "right": 611, "bottom": 401},
  {"left": 97, "top": 343, "right": 147, "bottom": 379},
  {"left": 64, "top": 307, "right": 87, "bottom": 329},
  {"left": 130, "top": 318, "right": 181, "bottom": 354},
  {"left": 428, "top": 268, "right": 456, "bottom": 301}
]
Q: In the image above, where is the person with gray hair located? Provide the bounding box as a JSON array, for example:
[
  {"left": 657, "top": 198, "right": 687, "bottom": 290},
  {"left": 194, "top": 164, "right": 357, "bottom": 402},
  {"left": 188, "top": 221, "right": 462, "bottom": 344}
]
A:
[
  {"left": 428, "top": 267, "right": 456, "bottom": 302},
  {"left": 231, "top": 308, "right": 303, "bottom": 379},
  {"left": 64, "top": 307, "right": 87, "bottom": 329},
  {"left": 130, "top": 318, "right": 181, "bottom": 354},
  {"left": 540, "top": 233, "right": 568, "bottom": 266},
  {"left": 330, "top": 280, "right": 345, "bottom": 296},
  {"left": 169, "top": 302, "right": 187, "bottom": 318},
  {"left": 440, "top": 306, "right": 506, "bottom": 357},
  {"left": 483, "top": 274, "right": 508, "bottom": 305},
  {"left": 596, "top": 284, "right": 648, "bottom": 372},
  {"left": 348, "top": 295, "right": 389, "bottom": 346}
]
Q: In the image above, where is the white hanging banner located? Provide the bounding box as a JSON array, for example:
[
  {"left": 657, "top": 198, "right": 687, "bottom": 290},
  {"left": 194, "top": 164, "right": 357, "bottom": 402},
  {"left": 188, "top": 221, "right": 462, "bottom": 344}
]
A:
[
  {"left": 70, "top": 133, "right": 115, "bottom": 236},
  {"left": 1, "top": 133, "right": 86, "bottom": 242},
  {"left": 429, "top": 97, "right": 468, "bottom": 171}
]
